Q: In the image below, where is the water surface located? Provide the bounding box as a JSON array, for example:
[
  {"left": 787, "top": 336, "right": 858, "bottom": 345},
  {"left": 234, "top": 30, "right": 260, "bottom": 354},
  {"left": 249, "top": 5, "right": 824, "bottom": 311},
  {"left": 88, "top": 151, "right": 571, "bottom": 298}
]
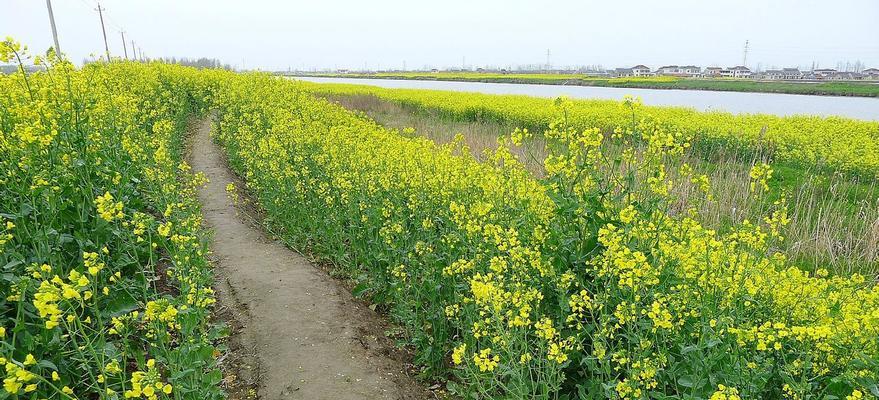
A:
[{"left": 296, "top": 76, "right": 879, "bottom": 121}]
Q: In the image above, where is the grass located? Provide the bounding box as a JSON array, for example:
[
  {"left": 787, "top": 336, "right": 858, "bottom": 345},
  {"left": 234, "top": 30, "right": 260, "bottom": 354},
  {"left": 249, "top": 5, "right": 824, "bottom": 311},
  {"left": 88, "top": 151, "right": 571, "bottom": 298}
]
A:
[
  {"left": 327, "top": 93, "right": 879, "bottom": 278},
  {"left": 303, "top": 71, "right": 879, "bottom": 97}
]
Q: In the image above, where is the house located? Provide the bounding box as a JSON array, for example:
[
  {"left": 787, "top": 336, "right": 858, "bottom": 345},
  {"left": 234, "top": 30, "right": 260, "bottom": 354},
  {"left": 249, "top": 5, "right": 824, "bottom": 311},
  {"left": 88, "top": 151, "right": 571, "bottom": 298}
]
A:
[
  {"left": 680, "top": 65, "right": 701, "bottom": 76},
  {"left": 781, "top": 68, "right": 802, "bottom": 80},
  {"left": 825, "top": 71, "right": 860, "bottom": 80},
  {"left": 729, "top": 66, "right": 752, "bottom": 78},
  {"left": 656, "top": 65, "right": 680, "bottom": 75},
  {"left": 582, "top": 69, "right": 611, "bottom": 77},
  {"left": 862, "top": 68, "right": 879, "bottom": 80},
  {"left": 631, "top": 65, "right": 652, "bottom": 77},
  {"left": 703, "top": 66, "right": 723, "bottom": 77},
  {"left": 656, "top": 65, "right": 700, "bottom": 77},
  {"left": 800, "top": 70, "right": 817, "bottom": 80},
  {"left": 613, "top": 67, "right": 634, "bottom": 77},
  {"left": 762, "top": 68, "right": 802, "bottom": 80},
  {"left": 813, "top": 68, "right": 837, "bottom": 79},
  {"left": 762, "top": 69, "right": 784, "bottom": 80}
]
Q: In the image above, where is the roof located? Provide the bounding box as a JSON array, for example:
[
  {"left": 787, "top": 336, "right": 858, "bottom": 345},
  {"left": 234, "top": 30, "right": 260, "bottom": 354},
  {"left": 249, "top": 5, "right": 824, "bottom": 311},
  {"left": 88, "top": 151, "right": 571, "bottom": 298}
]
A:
[
  {"left": 657, "top": 65, "right": 679, "bottom": 69},
  {"left": 632, "top": 65, "right": 649, "bottom": 69},
  {"left": 782, "top": 68, "right": 801, "bottom": 72},
  {"left": 704, "top": 66, "right": 723, "bottom": 70},
  {"left": 731, "top": 66, "right": 751, "bottom": 71}
]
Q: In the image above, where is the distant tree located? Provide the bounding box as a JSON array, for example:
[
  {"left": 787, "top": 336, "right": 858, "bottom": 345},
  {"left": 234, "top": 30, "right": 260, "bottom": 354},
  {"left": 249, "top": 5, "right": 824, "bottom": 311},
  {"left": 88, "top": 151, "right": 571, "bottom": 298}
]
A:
[{"left": 154, "top": 56, "right": 233, "bottom": 70}]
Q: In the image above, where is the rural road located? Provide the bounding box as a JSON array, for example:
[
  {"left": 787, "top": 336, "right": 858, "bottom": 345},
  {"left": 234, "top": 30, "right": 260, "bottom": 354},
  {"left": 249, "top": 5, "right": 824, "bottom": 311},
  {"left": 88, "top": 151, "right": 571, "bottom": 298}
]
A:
[{"left": 189, "top": 118, "right": 427, "bottom": 400}]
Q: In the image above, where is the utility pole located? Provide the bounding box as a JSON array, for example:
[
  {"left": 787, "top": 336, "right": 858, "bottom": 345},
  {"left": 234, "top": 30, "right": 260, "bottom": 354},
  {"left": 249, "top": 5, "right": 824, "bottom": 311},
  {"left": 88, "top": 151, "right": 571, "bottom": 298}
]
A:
[
  {"left": 742, "top": 40, "right": 749, "bottom": 67},
  {"left": 131, "top": 40, "right": 137, "bottom": 61},
  {"left": 45, "top": 0, "right": 62, "bottom": 56},
  {"left": 96, "top": 3, "right": 110, "bottom": 61},
  {"left": 120, "top": 31, "right": 128, "bottom": 60},
  {"left": 546, "top": 49, "right": 551, "bottom": 70}
]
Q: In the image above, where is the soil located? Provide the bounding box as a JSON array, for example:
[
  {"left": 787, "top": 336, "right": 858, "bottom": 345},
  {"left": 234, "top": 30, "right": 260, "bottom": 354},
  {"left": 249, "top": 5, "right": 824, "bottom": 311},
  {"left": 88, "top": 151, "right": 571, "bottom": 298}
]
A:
[{"left": 189, "top": 118, "right": 431, "bottom": 400}]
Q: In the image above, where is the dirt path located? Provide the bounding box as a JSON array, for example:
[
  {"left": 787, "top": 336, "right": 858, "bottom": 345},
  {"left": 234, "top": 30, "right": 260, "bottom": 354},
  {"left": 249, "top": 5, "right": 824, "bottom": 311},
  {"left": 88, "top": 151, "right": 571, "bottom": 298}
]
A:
[{"left": 189, "top": 118, "right": 428, "bottom": 400}]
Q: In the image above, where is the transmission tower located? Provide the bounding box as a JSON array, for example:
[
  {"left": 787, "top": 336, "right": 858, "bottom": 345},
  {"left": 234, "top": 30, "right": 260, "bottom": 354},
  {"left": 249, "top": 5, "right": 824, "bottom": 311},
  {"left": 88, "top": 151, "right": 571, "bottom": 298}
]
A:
[
  {"left": 546, "top": 49, "right": 551, "bottom": 70},
  {"left": 742, "top": 40, "right": 749, "bottom": 67}
]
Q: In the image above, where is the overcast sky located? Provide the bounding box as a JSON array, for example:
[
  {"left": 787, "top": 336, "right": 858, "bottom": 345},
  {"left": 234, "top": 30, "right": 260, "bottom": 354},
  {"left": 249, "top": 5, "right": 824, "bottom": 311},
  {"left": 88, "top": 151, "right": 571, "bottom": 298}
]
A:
[{"left": 4, "top": 0, "right": 878, "bottom": 71}]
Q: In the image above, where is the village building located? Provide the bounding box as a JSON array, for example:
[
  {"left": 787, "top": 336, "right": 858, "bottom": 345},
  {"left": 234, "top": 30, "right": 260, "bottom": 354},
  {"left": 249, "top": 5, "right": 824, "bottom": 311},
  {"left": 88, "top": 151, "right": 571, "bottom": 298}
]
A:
[
  {"left": 717, "top": 66, "right": 751, "bottom": 78},
  {"left": 763, "top": 68, "right": 802, "bottom": 80},
  {"left": 781, "top": 68, "right": 803, "bottom": 79},
  {"left": 730, "top": 66, "right": 752, "bottom": 78},
  {"left": 654, "top": 65, "right": 700, "bottom": 77},
  {"left": 763, "top": 69, "right": 784, "bottom": 80},
  {"left": 612, "top": 67, "right": 634, "bottom": 77},
  {"left": 655, "top": 65, "right": 679, "bottom": 75},
  {"left": 631, "top": 65, "right": 652, "bottom": 76},
  {"left": 680, "top": 65, "right": 701, "bottom": 76},
  {"left": 813, "top": 68, "right": 837, "bottom": 78},
  {"left": 825, "top": 71, "right": 861, "bottom": 80},
  {"left": 861, "top": 68, "right": 879, "bottom": 80},
  {"left": 703, "top": 66, "right": 723, "bottom": 77}
]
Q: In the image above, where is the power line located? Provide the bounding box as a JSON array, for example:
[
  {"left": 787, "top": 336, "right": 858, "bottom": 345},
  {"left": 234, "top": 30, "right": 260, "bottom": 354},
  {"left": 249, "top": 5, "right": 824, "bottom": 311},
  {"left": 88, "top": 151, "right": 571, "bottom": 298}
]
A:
[{"left": 77, "top": 0, "right": 136, "bottom": 62}]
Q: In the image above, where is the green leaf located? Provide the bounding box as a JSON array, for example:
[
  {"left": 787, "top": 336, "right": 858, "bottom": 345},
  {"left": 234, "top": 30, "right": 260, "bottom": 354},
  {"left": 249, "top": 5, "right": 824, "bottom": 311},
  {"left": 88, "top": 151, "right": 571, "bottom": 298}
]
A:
[
  {"left": 101, "top": 290, "right": 139, "bottom": 318},
  {"left": 351, "top": 282, "right": 370, "bottom": 297},
  {"left": 37, "top": 360, "right": 58, "bottom": 370},
  {"left": 677, "top": 375, "right": 696, "bottom": 388}
]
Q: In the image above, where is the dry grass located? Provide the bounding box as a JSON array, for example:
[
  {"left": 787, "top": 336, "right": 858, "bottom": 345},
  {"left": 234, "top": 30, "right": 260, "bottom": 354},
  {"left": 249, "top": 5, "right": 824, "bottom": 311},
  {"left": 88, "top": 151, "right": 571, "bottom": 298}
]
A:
[{"left": 325, "top": 93, "right": 879, "bottom": 278}]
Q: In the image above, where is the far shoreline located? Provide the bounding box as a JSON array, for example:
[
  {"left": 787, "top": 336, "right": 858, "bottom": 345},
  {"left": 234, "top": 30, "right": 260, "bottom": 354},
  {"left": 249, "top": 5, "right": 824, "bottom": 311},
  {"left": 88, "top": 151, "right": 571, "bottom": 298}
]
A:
[{"left": 285, "top": 73, "right": 879, "bottom": 98}]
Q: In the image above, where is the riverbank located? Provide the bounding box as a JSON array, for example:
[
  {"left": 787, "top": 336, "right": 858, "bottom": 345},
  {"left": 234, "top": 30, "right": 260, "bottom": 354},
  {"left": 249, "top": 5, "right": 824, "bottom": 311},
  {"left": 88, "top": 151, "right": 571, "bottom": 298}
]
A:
[{"left": 288, "top": 73, "right": 879, "bottom": 97}]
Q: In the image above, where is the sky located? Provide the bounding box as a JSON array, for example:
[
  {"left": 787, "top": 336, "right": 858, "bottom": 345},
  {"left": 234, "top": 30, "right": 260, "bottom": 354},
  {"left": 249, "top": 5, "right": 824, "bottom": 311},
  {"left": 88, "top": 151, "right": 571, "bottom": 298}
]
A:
[{"left": 3, "top": 0, "right": 878, "bottom": 71}]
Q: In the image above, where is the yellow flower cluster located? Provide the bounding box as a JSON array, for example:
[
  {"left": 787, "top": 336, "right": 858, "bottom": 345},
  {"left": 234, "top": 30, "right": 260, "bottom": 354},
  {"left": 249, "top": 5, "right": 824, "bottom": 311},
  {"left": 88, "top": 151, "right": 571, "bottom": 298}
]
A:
[
  {"left": 709, "top": 384, "right": 742, "bottom": 400},
  {"left": 144, "top": 299, "right": 181, "bottom": 330},
  {"left": 0, "top": 219, "right": 13, "bottom": 252},
  {"left": 1, "top": 39, "right": 221, "bottom": 398},
  {"left": 133, "top": 55, "right": 879, "bottom": 398},
  {"left": 472, "top": 348, "right": 500, "bottom": 372},
  {"left": 1, "top": 357, "right": 38, "bottom": 395},
  {"left": 95, "top": 191, "right": 125, "bottom": 222},
  {"left": 124, "top": 359, "right": 173, "bottom": 399},
  {"left": 749, "top": 162, "right": 773, "bottom": 193},
  {"left": 305, "top": 82, "right": 879, "bottom": 176}
]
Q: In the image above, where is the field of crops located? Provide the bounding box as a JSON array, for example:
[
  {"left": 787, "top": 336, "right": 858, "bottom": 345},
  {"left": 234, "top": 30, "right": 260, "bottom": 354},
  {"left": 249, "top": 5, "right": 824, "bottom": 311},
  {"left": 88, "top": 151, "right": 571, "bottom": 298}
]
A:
[
  {"left": 1, "top": 40, "right": 223, "bottom": 399},
  {"left": 3, "top": 38, "right": 878, "bottom": 399},
  {"left": 302, "top": 82, "right": 879, "bottom": 177},
  {"left": 214, "top": 76, "right": 879, "bottom": 398}
]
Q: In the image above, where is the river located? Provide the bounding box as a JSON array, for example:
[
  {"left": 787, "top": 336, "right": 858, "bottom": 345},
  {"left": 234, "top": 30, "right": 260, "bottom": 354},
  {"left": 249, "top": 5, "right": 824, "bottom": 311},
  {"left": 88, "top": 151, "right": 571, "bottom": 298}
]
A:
[{"left": 295, "top": 76, "right": 879, "bottom": 121}]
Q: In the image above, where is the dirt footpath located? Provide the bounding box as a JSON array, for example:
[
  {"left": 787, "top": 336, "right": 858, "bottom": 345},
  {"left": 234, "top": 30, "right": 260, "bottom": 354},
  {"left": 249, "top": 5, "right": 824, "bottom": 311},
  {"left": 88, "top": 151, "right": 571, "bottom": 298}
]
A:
[{"left": 189, "top": 118, "right": 428, "bottom": 400}]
